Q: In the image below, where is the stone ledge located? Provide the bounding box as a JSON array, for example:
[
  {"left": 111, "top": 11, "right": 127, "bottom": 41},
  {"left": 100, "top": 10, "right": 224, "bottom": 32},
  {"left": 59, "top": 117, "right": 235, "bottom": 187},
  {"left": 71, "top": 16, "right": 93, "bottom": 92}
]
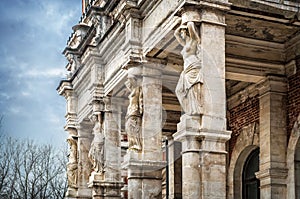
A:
[
  {"left": 199, "top": 128, "right": 232, "bottom": 142},
  {"left": 122, "top": 158, "right": 166, "bottom": 172},
  {"left": 88, "top": 180, "right": 124, "bottom": 188},
  {"left": 255, "top": 168, "right": 288, "bottom": 187},
  {"left": 65, "top": 187, "right": 77, "bottom": 199}
]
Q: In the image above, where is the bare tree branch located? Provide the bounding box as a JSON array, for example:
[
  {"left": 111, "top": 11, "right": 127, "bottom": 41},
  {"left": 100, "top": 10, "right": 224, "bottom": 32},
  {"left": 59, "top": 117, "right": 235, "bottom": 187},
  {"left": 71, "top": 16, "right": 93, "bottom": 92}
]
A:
[{"left": 0, "top": 135, "right": 67, "bottom": 199}]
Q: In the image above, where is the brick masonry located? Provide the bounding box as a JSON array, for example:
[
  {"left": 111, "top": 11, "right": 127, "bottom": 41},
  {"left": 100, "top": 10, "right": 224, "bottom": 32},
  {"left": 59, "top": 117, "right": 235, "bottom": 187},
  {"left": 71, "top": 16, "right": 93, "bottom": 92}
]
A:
[
  {"left": 287, "top": 58, "right": 300, "bottom": 140},
  {"left": 227, "top": 96, "right": 260, "bottom": 159}
]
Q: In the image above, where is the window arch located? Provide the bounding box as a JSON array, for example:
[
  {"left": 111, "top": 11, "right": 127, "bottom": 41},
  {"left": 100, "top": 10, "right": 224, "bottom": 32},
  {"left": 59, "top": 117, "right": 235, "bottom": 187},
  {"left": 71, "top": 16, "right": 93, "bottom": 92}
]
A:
[
  {"left": 242, "top": 148, "right": 260, "bottom": 199},
  {"left": 295, "top": 139, "right": 300, "bottom": 198}
]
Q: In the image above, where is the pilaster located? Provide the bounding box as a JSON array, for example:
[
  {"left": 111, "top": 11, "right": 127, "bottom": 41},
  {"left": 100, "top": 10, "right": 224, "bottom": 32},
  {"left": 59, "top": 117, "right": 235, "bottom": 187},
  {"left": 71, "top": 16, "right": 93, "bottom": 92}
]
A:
[
  {"left": 173, "top": 2, "right": 231, "bottom": 198},
  {"left": 122, "top": 62, "right": 166, "bottom": 199},
  {"left": 57, "top": 80, "right": 79, "bottom": 198},
  {"left": 88, "top": 98, "right": 123, "bottom": 199},
  {"left": 256, "top": 75, "right": 288, "bottom": 199},
  {"left": 122, "top": 7, "right": 143, "bottom": 66}
]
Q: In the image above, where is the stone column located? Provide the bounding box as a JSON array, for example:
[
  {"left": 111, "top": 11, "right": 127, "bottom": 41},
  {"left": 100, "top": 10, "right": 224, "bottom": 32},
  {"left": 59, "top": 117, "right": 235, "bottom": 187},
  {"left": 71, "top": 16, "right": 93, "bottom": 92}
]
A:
[
  {"left": 141, "top": 64, "right": 165, "bottom": 198},
  {"left": 78, "top": 121, "right": 93, "bottom": 198},
  {"left": 256, "top": 76, "right": 288, "bottom": 199},
  {"left": 173, "top": 3, "right": 231, "bottom": 199},
  {"left": 58, "top": 82, "right": 79, "bottom": 198},
  {"left": 122, "top": 63, "right": 166, "bottom": 199},
  {"left": 173, "top": 116, "right": 202, "bottom": 199},
  {"left": 167, "top": 138, "right": 182, "bottom": 199},
  {"left": 88, "top": 98, "right": 123, "bottom": 199}
]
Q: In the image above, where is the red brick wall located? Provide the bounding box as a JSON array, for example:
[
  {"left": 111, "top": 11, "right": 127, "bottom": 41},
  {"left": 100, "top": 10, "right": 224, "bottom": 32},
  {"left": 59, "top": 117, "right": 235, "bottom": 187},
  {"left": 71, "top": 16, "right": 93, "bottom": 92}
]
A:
[
  {"left": 227, "top": 57, "right": 300, "bottom": 160},
  {"left": 227, "top": 96, "right": 260, "bottom": 158},
  {"left": 287, "top": 58, "right": 300, "bottom": 139}
]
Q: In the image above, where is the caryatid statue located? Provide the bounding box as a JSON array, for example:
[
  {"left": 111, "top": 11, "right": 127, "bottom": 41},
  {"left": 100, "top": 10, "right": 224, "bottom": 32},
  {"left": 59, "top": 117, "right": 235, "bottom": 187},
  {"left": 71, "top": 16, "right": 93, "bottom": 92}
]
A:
[
  {"left": 125, "top": 74, "right": 143, "bottom": 152},
  {"left": 174, "top": 20, "right": 203, "bottom": 116},
  {"left": 66, "top": 54, "right": 80, "bottom": 75},
  {"left": 67, "top": 137, "right": 78, "bottom": 187},
  {"left": 88, "top": 114, "right": 105, "bottom": 173}
]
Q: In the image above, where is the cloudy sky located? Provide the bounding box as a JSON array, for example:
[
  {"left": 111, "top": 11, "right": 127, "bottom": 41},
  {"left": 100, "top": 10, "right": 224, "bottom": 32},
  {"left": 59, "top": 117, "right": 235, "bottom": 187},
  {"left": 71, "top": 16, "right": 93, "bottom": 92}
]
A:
[{"left": 0, "top": 0, "right": 82, "bottom": 146}]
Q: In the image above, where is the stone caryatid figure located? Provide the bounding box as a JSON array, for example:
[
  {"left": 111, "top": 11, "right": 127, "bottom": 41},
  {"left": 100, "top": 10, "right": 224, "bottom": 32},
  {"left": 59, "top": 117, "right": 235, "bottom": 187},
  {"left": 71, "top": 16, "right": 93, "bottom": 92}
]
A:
[
  {"left": 92, "top": 14, "right": 102, "bottom": 44},
  {"left": 67, "top": 137, "right": 78, "bottom": 187},
  {"left": 174, "top": 21, "right": 203, "bottom": 116},
  {"left": 66, "top": 54, "right": 80, "bottom": 76},
  {"left": 88, "top": 114, "right": 105, "bottom": 173},
  {"left": 125, "top": 75, "right": 143, "bottom": 152}
]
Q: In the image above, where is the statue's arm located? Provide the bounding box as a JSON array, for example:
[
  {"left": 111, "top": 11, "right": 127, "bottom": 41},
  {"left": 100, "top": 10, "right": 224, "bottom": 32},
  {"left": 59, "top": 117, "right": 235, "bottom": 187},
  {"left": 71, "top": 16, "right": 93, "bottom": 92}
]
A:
[
  {"left": 174, "top": 27, "right": 185, "bottom": 46},
  {"left": 187, "top": 21, "right": 201, "bottom": 43}
]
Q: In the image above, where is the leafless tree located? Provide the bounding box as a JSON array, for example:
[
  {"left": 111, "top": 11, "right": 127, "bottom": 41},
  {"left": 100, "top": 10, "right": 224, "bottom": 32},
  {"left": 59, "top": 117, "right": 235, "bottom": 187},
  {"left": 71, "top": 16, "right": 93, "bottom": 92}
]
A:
[{"left": 0, "top": 134, "right": 67, "bottom": 199}]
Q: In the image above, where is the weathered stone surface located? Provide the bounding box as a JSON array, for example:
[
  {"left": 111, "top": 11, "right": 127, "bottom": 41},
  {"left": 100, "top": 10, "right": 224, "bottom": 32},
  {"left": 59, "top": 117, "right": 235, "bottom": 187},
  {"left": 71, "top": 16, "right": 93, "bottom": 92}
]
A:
[{"left": 58, "top": 0, "right": 300, "bottom": 198}]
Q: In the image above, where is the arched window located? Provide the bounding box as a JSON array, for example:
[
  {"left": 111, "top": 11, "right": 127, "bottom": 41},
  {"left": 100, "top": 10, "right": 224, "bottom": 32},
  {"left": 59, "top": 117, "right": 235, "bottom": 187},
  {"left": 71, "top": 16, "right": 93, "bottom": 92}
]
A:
[
  {"left": 295, "top": 139, "right": 300, "bottom": 198},
  {"left": 242, "top": 148, "right": 260, "bottom": 199}
]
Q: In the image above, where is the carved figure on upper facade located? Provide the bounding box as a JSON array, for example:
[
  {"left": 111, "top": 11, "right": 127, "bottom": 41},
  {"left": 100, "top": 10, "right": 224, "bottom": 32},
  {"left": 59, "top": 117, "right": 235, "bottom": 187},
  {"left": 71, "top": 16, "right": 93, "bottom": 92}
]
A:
[
  {"left": 67, "top": 162, "right": 78, "bottom": 188},
  {"left": 88, "top": 114, "right": 105, "bottom": 173},
  {"left": 125, "top": 75, "right": 143, "bottom": 152},
  {"left": 67, "top": 137, "right": 78, "bottom": 164},
  {"left": 67, "top": 54, "right": 79, "bottom": 75},
  {"left": 92, "top": 15, "right": 102, "bottom": 44},
  {"left": 71, "top": 23, "right": 89, "bottom": 48},
  {"left": 66, "top": 137, "right": 78, "bottom": 187},
  {"left": 174, "top": 21, "right": 203, "bottom": 116}
]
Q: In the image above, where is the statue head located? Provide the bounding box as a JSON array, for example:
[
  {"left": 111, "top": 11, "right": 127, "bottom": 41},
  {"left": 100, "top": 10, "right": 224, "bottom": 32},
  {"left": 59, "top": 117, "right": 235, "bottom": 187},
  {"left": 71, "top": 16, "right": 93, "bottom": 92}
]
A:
[
  {"left": 125, "top": 76, "right": 137, "bottom": 91},
  {"left": 91, "top": 114, "right": 98, "bottom": 123},
  {"left": 179, "top": 25, "right": 189, "bottom": 39}
]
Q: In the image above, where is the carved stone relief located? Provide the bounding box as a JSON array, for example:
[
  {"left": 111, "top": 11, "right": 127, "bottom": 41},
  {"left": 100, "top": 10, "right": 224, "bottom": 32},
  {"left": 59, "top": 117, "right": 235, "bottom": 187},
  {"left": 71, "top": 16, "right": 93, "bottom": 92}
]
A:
[
  {"left": 174, "top": 18, "right": 203, "bottom": 116},
  {"left": 125, "top": 74, "right": 143, "bottom": 152},
  {"left": 92, "top": 14, "right": 110, "bottom": 45},
  {"left": 67, "top": 137, "right": 78, "bottom": 188},
  {"left": 88, "top": 114, "right": 105, "bottom": 173},
  {"left": 66, "top": 54, "right": 80, "bottom": 77},
  {"left": 71, "top": 23, "right": 90, "bottom": 48}
]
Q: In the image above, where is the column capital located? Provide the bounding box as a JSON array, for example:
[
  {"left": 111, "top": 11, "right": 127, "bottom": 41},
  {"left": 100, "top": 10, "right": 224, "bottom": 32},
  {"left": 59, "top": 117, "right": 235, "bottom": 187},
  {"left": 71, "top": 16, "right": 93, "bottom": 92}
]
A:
[
  {"left": 65, "top": 127, "right": 78, "bottom": 137},
  {"left": 181, "top": 0, "right": 231, "bottom": 12},
  {"left": 177, "top": 1, "right": 231, "bottom": 27},
  {"left": 122, "top": 152, "right": 166, "bottom": 176},
  {"left": 257, "top": 75, "right": 287, "bottom": 96}
]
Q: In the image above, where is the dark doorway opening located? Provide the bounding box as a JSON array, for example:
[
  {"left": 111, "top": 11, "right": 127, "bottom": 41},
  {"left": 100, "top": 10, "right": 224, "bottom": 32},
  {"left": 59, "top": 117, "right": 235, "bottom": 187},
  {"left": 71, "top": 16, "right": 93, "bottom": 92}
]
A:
[{"left": 242, "top": 148, "right": 260, "bottom": 199}]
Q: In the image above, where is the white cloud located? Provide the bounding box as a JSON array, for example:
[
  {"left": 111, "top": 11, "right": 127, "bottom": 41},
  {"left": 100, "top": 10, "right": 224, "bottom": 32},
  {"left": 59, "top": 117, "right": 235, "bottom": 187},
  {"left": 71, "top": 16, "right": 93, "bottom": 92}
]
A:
[
  {"left": 19, "top": 68, "right": 66, "bottom": 78},
  {"left": 0, "top": 0, "right": 80, "bottom": 146},
  {"left": 21, "top": 91, "right": 30, "bottom": 97},
  {"left": 0, "top": 93, "right": 11, "bottom": 100},
  {"left": 37, "top": 1, "right": 78, "bottom": 37},
  {"left": 8, "top": 106, "right": 21, "bottom": 115}
]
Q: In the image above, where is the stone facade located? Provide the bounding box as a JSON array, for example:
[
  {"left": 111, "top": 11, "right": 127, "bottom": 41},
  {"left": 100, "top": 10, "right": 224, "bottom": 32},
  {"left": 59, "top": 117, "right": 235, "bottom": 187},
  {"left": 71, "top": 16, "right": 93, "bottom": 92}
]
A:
[{"left": 57, "top": 0, "right": 300, "bottom": 198}]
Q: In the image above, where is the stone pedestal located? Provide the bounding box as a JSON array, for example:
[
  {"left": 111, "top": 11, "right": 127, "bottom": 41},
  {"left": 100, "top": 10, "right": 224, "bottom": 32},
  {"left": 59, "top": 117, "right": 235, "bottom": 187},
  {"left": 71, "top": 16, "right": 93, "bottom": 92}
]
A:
[
  {"left": 256, "top": 76, "right": 288, "bottom": 199},
  {"left": 122, "top": 152, "right": 166, "bottom": 199},
  {"left": 173, "top": 115, "right": 202, "bottom": 199},
  {"left": 89, "top": 172, "right": 123, "bottom": 199},
  {"left": 173, "top": 115, "right": 231, "bottom": 199},
  {"left": 198, "top": 129, "right": 231, "bottom": 199}
]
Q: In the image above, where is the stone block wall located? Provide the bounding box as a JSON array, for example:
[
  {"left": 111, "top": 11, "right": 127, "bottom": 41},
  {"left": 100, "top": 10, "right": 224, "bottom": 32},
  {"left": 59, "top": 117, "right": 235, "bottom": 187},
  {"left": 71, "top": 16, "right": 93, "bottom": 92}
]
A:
[
  {"left": 227, "top": 96, "right": 260, "bottom": 158},
  {"left": 287, "top": 58, "right": 300, "bottom": 140}
]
